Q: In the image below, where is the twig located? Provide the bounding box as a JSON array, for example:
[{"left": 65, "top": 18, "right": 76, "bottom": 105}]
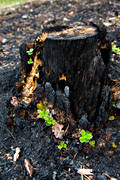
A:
[{"left": 6, "top": 127, "right": 16, "bottom": 142}]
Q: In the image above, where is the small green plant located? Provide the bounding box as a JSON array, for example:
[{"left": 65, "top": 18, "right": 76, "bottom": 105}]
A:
[
  {"left": 112, "top": 102, "right": 116, "bottom": 107},
  {"left": 80, "top": 129, "right": 93, "bottom": 143},
  {"left": 108, "top": 115, "right": 115, "bottom": 121},
  {"left": 58, "top": 141, "right": 67, "bottom": 150},
  {"left": 37, "top": 102, "right": 55, "bottom": 126},
  {"left": 112, "top": 43, "right": 120, "bottom": 55},
  {"left": 26, "top": 48, "right": 34, "bottom": 56},
  {"left": 28, "top": 57, "right": 33, "bottom": 64},
  {"left": 40, "top": 25, "right": 44, "bottom": 30},
  {"left": 26, "top": 48, "right": 34, "bottom": 64},
  {"left": 89, "top": 140, "right": 95, "bottom": 147}
]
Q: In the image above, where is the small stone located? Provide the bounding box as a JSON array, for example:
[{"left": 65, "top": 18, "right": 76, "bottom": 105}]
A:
[
  {"left": 53, "top": 171, "right": 57, "bottom": 180},
  {"left": 70, "top": 160, "right": 74, "bottom": 165},
  {"left": 78, "top": 114, "right": 89, "bottom": 129},
  {"left": 115, "top": 103, "right": 120, "bottom": 109},
  {"left": 51, "top": 109, "right": 56, "bottom": 115},
  {"left": 64, "top": 86, "right": 69, "bottom": 97},
  {"left": 45, "top": 82, "right": 52, "bottom": 89},
  {"left": 109, "top": 17, "right": 116, "bottom": 21},
  {"left": 103, "top": 22, "right": 112, "bottom": 27},
  {"left": 30, "top": 9, "right": 33, "bottom": 12},
  {"left": 22, "top": 15, "right": 28, "bottom": 19},
  {"left": 2, "top": 38, "right": 8, "bottom": 44}
]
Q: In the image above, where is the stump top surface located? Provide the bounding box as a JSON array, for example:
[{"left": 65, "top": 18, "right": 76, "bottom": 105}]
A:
[{"left": 47, "top": 25, "right": 97, "bottom": 40}]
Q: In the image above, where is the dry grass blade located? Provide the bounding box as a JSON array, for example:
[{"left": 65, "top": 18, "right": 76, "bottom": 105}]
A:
[
  {"left": 24, "top": 159, "right": 34, "bottom": 177},
  {"left": 77, "top": 168, "right": 94, "bottom": 180},
  {"left": 77, "top": 168, "right": 93, "bottom": 175},
  {"left": 13, "top": 147, "right": 20, "bottom": 162}
]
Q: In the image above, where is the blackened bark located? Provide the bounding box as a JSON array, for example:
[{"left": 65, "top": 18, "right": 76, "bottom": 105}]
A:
[
  {"left": 42, "top": 25, "right": 111, "bottom": 121},
  {"left": 19, "top": 24, "right": 111, "bottom": 122}
]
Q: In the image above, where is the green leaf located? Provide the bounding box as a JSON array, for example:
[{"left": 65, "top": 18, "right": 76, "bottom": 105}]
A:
[
  {"left": 37, "top": 109, "right": 45, "bottom": 118},
  {"left": 45, "top": 122, "right": 51, "bottom": 126},
  {"left": 112, "top": 45, "right": 116, "bottom": 50},
  {"left": 84, "top": 138, "right": 90, "bottom": 143},
  {"left": 63, "top": 144, "right": 67, "bottom": 148},
  {"left": 109, "top": 116, "right": 115, "bottom": 121},
  {"left": 60, "top": 141, "right": 64, "bottom": 145},
  {"left": 41, "top": 25, "right": 44, "bottom": 30},
  {"left": 52, "top": 120, "right": 56, "bottom": 125},
  {"left": 89, "top": 140, "right": 95, "bottom": 147},
  {"left": 112, "top": 102, "right": 116, "bottom": 107},
  {"left": 63, "top": 17, "right": 68, "bottom": 21},
  {"left": 37, "top": 109, "right": 43, "bottom": 114},
  {"left": 58, "top": 141, "right": 67, "bottom": 150},
  {"left": 26, "top": 48, "right": 34, "bottom": 55},
  {"left": 80, "top": 130, "right": 93, "bottom": 143},
  {"left": 112, "top": 142, "right": 117, "bottom": 148},
  {"left": 29, "top": 48, "right": 34, "bottom": 52},
  {"left": 80, "top": 137, "right": 86, "bottom": 143},
  {"left": 44, "top": 115, "right": 50, "bottom": 121},
  {"left": 116, "top": 47, "right": 120, "bottom": 52},
  {"left": 86, "top": 131, "right": 93, "bottom": 139},
  {"left": 39, "top": 114, "right": 44, "bottom": 118},
  {"left": 81, "top": 129, "right": 86, "bottom": 136},
  {"left": 58, "top": 145, "right": 62, "bottom": 150},
  {"left": 28, "top": 58, "right": 33, "bottom": 64},
  {"left": 44, "top": 109, "right": 49, "bottom": 115}
]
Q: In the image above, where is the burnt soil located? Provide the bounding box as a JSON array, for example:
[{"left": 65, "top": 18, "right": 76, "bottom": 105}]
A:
[{"left": 0, "top": 0, "right": 120, "bottom": 179}]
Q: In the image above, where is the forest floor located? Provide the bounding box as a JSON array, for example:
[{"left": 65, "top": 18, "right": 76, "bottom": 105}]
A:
[{"left": 0, "top": 0, "right": 120, "bottom": 179}]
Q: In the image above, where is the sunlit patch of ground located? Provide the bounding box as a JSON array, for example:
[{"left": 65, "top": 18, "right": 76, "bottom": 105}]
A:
[{"left": 0, "top": 0, "right": 31, "bottom": 9}]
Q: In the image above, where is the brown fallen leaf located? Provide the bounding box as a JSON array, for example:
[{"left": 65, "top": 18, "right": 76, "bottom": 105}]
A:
[
  {"left": 13, "top": 147, "right": 20, "bottom": 162},
  {"left": 52, "top": 122, "right": 64, "bottom": 139},
  {"left": 24, "top": 159, "right": 34, "bottom": 177},
  {"left": 10, "top": 96, "right": 19, "bottom": 106}
]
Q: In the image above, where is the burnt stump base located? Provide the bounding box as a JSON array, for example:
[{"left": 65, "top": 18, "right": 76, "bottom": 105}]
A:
[{"left": 19, "top": 24, "right": 111, "bottom": 124}]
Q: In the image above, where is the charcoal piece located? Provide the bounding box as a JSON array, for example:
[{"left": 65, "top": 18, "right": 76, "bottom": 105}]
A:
[
  {"left": 64, "top": 86, "right": 69, "bottom": 97},
  {"left": 55, "top": 90, "right": 70, "bottom": 110},
  {"left": 45, "top": 82, "right": 55, "bottom": 104},
  {"left": 78, "top": 114, "right": 90, "bottom": 129}
]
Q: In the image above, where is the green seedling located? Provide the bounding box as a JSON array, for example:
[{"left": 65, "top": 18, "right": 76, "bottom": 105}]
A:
[
  {"left": 89, "top": 140, "right": 95, "bottom": 147},
  {"left": 112, "top": 102, "right": 116, "bottom": 107},
  {"left": 27, "top": 48, "right": 34, "bottom": 64},
  {"left": 37, "top": 102, "right": 55, "bottom": 126},
  {"left": 58, "top": 141, "right": 67, "bottom": 150},
  {"left": 26, "top": 48, "right": 34, "bottom": 56},
  {"left": 112, "top": 142, "right": 117, "bottom": 148},
  {"left": 80, "top": 129, "right": 93, "bottom": 143},
  {"left": 112, "top": 43, "right": 120, "bottom": 55},
  {"left": 28, "top": 57, "right": 33, "bottom": 64},
  {"left": 108, "top": 115, "right": 115, "bottom": 121},
  {"left": 41, "top": 25, "right": 44, "bottom": 30}
]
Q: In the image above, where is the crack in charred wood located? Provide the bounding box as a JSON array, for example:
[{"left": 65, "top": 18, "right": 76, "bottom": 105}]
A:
[{"left": 21, "top": 33, "right": 47, "bottom": 105}]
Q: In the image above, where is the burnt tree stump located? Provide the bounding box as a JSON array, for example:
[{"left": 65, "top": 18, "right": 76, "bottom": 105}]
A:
[{"left": 19, "top": 24, "right": 111, "bottom": 122}]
